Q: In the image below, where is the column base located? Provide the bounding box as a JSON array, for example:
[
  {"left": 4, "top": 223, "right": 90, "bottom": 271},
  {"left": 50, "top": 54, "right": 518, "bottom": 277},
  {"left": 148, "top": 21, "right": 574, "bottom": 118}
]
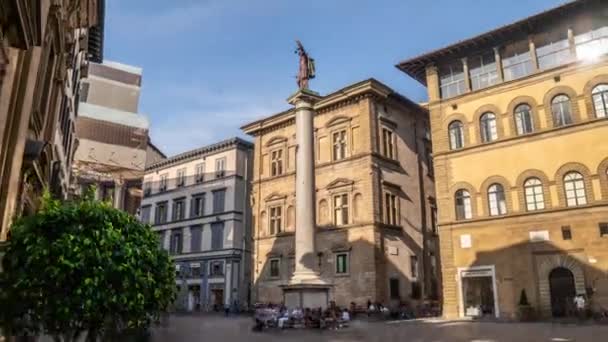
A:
[{"left": 281, "top": 283, "right": 332, "bottom": 309}]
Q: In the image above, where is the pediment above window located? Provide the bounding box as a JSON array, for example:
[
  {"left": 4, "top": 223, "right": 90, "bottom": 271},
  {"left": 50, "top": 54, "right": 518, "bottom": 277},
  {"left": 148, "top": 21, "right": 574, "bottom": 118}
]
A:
[
  {"left": 326, "top": 178, "right": 355, "bottom": 190},
  {"left": 264, "top": 192, "right": 287, "bottom": 202},
  {"left": 325, "top": 115, "right": 352, "bottom": 128},
  {"left": 330, "top": 243, "right": 352, "bottom": 252},
  {"left": 265, "top": 136, "right": 288, "bottom": 147}
]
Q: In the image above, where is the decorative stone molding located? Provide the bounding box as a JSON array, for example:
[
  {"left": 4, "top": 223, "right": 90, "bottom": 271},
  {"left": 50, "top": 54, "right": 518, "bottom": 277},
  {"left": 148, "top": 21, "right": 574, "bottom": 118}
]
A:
[
  {"left": 535, "top": 253, "right": 586, "bottom": 317},
  {"left": 554, "top": 162, "right": 595, "bottom": 207},
  {"left": 582, "top": 74, "right": 608, "bottom": 119},
  {"left": 325, "top": 115, "right": 352, "bottom": 128},
  {"left": 479, "top": 175, "right": 513, "bottom": 217},
  {"left": 516, "top": 169, "right": 554, "bottom": 211},
  {"left": 542, "top": 85, "right": 582, "bottom": 127},
  {"left": 506, "top": 95, "right": 542, "bottom": 136},
  {"left": 265, "top": 135, "right": 288, "bottom": 147}
]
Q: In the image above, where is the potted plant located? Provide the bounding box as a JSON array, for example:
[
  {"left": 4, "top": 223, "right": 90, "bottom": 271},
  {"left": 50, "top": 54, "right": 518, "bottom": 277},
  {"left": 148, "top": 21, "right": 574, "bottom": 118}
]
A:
[{"left": 517, "top": 289, "right": 535, "bottom": 322}]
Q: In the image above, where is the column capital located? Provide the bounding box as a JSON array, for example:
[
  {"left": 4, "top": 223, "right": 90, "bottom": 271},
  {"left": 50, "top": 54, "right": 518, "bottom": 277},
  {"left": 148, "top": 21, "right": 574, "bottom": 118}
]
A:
[{"left": 287, "top": 88, "right": 322, "bottom": 107}]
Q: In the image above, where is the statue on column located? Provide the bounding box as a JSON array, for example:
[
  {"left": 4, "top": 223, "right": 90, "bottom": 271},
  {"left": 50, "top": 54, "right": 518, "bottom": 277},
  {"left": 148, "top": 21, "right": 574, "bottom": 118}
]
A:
[{"left": 295, "top": 40, "right": 315, "bottom": 89}]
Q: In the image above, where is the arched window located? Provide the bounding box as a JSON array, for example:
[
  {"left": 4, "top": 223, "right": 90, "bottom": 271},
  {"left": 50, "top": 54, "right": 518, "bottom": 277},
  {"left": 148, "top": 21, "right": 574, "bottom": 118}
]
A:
[
  {"left": 592, "top": 84, "right": 608, "bottom": 118},
  {"left": 551, "top": 95, "right": 573, "bottom": 127},
  {"left": 455, "top": 189, "right": 472, "bottom": 220},
  {"left": 524, "top": 178, "right": 545, "bottom": 211},
  {"left": 487, "top": 183, "right": 507, "bottom": 216},
  {"left": 563, "top": 172, "right": 587, "bottom": 207},
  {"left": 514, "top": 104, "right": 534, "bottom": 135},
  {"left": 448, "top": 121, "right": 464, "bottom": 150},
  {"left": 480, "top": 112, "right": 497, "bottom": 143}
]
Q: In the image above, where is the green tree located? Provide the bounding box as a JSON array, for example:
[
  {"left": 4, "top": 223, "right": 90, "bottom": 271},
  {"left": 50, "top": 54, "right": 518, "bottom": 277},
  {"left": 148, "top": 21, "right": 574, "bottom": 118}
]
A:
[{"left": 0, "top": 192, "right": 176, "bottom": 341}]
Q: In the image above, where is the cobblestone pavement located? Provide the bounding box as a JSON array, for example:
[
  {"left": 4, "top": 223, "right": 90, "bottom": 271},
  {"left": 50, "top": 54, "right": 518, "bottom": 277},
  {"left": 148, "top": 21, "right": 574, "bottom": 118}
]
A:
[{"left": 150, "top": 314, "right": 608, "bottom": 342}]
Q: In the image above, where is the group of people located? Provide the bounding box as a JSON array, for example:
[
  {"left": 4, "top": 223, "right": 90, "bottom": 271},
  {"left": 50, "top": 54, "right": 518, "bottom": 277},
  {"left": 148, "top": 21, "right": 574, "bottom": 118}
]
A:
[{"left": 253, "top": 302, "right": 351, "bottom": 331}]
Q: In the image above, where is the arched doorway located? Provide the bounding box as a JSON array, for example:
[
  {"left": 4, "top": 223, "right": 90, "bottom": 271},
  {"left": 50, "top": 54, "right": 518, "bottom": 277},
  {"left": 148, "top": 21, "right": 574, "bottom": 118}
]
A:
[{"left": 549, "top": 267, "right": 576, "bottom": 317}]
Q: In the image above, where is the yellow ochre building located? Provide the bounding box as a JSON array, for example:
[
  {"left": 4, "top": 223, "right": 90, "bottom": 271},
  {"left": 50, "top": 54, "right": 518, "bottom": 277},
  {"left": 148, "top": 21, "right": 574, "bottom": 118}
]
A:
[{"left": 397, "top": 0, "right": 608, "bottom": 319}]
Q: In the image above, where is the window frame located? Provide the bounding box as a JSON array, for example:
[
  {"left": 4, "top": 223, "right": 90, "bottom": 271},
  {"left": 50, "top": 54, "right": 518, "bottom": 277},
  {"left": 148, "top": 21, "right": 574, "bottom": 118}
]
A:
[
  {"left": 381, "top": 126, "right": 396, "bottom": 160},
  {"left": 212, "top": 189, "right": 226, "bottom": 214},
  {"left": 514, "top": 104, "right": 534, "bottom": 135},
  {"left": 332, "top": 129, "right": 348, "bottom": 161},
  {"left": 384, "top": 192, "right": 399, "bottom": 226},
  {"left": 599, "top": 223, "right": 608, "bottom": 237},
  {"left": 209, "top": 260, "right": 225, "bottom": 277},
  {"left": 448, "top": 121, "right": 464, "bottom": 150},
  {"left": 195, "top": 163, "right": 205, "bottom": 183},
  {"left": 155, "top": 201, "right": 168, "bottom": 224},
  {"left": 169, "top": 230, "right": 183, "bottom": 255},
  {"left": 563, "top": 172, "right": 587, "bottom": 207},
  {"left": 551, "top": 94, "right": 573, "bottom": 127},
  {"left": 524, "top": 178, "right": 545, "bottom": 211},
  {"left": 332, "top": 193, "right": 349, "bottom": 226},
  {"left": 176, "top": 168, "right": 186, "bottom": 187},
  {"left": 592, "top": 84, "right": 608, "bottom": 118},
  {"left": 191, "top": 193, "right": 205, "bottom": 217},
  {"left": 335, "top": 252, "right": 349, "bottom": 275},
  {"left": 159, "top": 173, "right": 168, "bottom": 192},
  {"left": 270, "top": 149, "right": 284, "bottom": 176},
  {"left": 455, "top": 189, "right": 472, "bottom": 220},
  {"left": 140, "top": 205, "right": 152, "bottom": 224},
  {"left": 215, "top": 157, "right": 226, "bottom": 178},
  {"left": 172, "top": 198, "right": 186, "bottom": 221},
  {"left": 479, "top": 112, "right": 498, "bottom": 143},
  {"left": 487, "top": 183, "right": 507, "bottom": 216},
  {"left": 410, "top": 254, "right": 418, "bottom": 279},
  {"left": 269, "top": 258, "right": 281, "bottom": 279},
  {"left": 269, "top": 205, "right": 283, "bottom": 235}
]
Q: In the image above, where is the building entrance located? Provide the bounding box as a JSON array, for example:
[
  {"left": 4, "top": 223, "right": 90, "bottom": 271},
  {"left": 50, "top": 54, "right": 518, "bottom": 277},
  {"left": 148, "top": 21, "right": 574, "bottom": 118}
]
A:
[
  {"left": 459, "top": 266, "right": 498, "bottom": 318},
  {"left": 549, "top": 267, "right": 575, "bottom": 317}
]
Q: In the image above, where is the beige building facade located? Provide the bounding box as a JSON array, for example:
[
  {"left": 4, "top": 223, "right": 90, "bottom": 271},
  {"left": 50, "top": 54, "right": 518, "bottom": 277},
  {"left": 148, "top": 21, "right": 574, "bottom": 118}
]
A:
[
  {"left": 398, "top": 0, "right": 608, "bottom": 319},
  {"left": 242, "top": 79, "right": 438, "bottom": 307}
]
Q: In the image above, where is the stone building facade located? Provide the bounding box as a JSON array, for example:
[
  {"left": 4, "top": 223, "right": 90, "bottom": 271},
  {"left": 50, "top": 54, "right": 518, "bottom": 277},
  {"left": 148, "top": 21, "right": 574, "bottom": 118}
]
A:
[
  {"left": 71, "top": 61, "right": 150, "bottom": 214},
  {"left": 140, "top": 138, "right": 253, "bottom": 311},
  {"left": 0, "top": 0, "right": 104, "bottom": 240},
  {"left": 242, "top": 79, "right": 438, "bottom": 308},
  {"left": 397, "top": 0, "right": 608, "bottom": 319}
]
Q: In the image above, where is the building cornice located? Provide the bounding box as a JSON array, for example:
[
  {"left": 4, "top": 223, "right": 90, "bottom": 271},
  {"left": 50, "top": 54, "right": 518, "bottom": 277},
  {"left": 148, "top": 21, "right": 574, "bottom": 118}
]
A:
[
  {"left": 146, "top": 137, "right": 253, "bottom": 171},
  {"left": 241, "top": 78, "right": 423, "bottom": 136}
]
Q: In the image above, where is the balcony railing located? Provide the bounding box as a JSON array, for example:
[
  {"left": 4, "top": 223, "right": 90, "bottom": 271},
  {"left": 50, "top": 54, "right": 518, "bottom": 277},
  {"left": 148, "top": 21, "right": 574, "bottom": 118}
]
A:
[{"left": 143, "top": 171, "right": 236, "bottom": 197}]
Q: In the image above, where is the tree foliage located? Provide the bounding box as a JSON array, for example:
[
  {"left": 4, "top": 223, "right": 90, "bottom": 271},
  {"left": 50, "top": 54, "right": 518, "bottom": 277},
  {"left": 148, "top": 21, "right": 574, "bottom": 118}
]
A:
[{"left": 0, "top": 192, "right": 176, "bottom": 341}]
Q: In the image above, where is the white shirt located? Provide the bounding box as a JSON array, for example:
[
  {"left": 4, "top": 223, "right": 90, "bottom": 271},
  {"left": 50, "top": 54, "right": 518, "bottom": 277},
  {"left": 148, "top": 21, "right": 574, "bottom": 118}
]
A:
[{"left": 341, "top": 311, "right": 350, "bottom": 321}]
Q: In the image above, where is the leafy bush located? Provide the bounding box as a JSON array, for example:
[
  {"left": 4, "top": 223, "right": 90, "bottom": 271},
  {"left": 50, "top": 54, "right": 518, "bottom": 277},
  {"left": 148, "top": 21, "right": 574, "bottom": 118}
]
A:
[{"left": 0, "top": 192, "right": 176, "bottom": 341}]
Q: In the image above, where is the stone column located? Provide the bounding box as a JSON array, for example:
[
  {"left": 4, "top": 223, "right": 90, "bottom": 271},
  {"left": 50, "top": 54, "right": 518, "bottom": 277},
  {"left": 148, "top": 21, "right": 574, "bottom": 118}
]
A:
[
  {"left": 114, "top": 180, "right": 124, "bottom": 210},
  {"left": 288, "top": 89, "right": 323, "bottom": 284}
]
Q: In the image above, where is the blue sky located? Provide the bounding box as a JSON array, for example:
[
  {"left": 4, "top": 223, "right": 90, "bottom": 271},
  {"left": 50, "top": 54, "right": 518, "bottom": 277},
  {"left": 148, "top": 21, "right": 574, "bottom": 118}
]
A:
[{"left": 104, "top": 0, "right": 566, "bottom": 156}]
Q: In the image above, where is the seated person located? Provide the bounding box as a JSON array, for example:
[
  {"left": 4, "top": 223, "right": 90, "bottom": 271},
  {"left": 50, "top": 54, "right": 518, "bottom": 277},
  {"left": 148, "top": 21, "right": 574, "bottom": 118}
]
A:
[{"left": 341, "top": 308, "right": 351, "bottom": 322}]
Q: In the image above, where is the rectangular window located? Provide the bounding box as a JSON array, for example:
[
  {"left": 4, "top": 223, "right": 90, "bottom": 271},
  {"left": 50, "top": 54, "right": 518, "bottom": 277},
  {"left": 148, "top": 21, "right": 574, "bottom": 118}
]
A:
[
  {"left": 190, "top": 226, "right": 202, "bottom": 252},
  {"left": 140, "top": 205, "right": 151, "bottom": 224},
  {"left": 155, "top": 202, "right": 168, "bottom": 224},
  {"left": 561, "top": 225, "right": 572, "bottom": 240},
  {"left": 269, "top": 206, "right": 283, "bottom": 235},
  {"left": 212, "top": 189, "right": 226, "bottom": 214},
  {"left": 269, "top": 259, "right": 280, "bottom": 278},
  {"left": 191, "top": 194, "right": 205, "bottom": 217},
  {"left": 209, "top": 260, "right": 224, "bottom": 277},
  {"left": 271, "top": 149, "right": 283, "bottom": 176},
  {"left": 170, "top": 230, "right": 182, "bottom": 255},
  {"left": 333, "top": 194, "right": 349, "bottom": 226},
  {"left": 190, "top": 264, "right": 201, "bottom": 278},
  {"left": 159, "top": 173, "right": 168, "bottom": 192},
  {"left": 336, "top": 253, "right": 349, "bottom": 274},
  {"left": 172, "top": 198, "right": 185, "bottom": 221},
  {"left": 439, "top": 62, "right": 466, "bottom": 98},
  {"left": 389, "top": 278, "right": 400, "bottom": 299},
  {"left": 195, "top": 163, "right": 205, "bottom": 183},
  {"left": 536, "top": 30, "right": 572, "bottom": 70},
  {"left": 211, "top": 222, "right": 224, "bottom": 250},
  {"left": 502, "top": 41, "right": 534, "bottom": 81},
  {"left": 176, "top": 168, "right": 186, "bottom": 187},
  {"left": 410, "top": 255, "right": 418, "bottom": 278},
  {"left": 215, "top": 158, "right": 226, "bottom": 178},
  {"left": 80, "top": 82, "right": 90, "bottom": 102},
  {"left": 574, "top": 25, "right": 608, "bottom": 60},
  {"left": 382, "top": 128, "right": 395, "bottom": 159},
  {"left": 425, "top": 144, "right": 433, "bottom": 176},
  {"left": 469, "top": 53, "right": 498, "bottom": 91},
  {"left": 385, "top": 193, "right": 398, "bottom": 226},
  {"left": 332, "top": 130, "right": 347, "bottom": 161},
  {"left": 600, "top": 223, "right": 608, "bottom": 237},
  {"left": 143, "top": 181, "right": 152, "bottom": 196}
]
